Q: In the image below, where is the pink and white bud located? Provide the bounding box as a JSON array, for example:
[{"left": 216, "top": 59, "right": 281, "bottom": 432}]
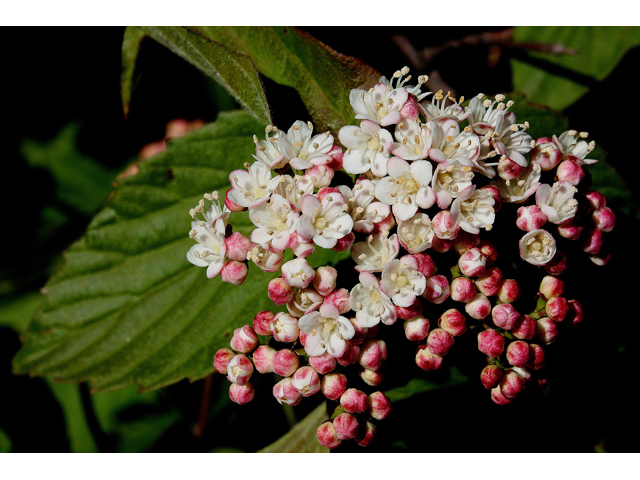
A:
[
  {"left": 536, "top": 318, "right": 559, "bottom": 345},
  {"left": 333, "top": 412, "right": 360, "bottom": 440},
  {"left": 566, "top": 299, "right": 583, "bottom": 327},
  {"left": 305, "top": 165, "right": 334, "bottom": 189},
  {"left": 291, "top": 366, "right": 321, "bottom": 397},
  {"left": 230, "top": 325, "right": 259, "bottom": 353},
  {"left": 226, "top": 354, "right": 253, "bottom": 385},
  {"left": 475, "top": 267, "right": 503, "bottom": 297},
  {"left": 506, "top": 341, "right": 531, "bottom": 368},
  {"left": 544, "top": 251, "right": 568, "bottom": 276},
  {"left": 368, "top": 391, "right": 392, "bottom": 420},
  {"left": 482, "top": 185, "right": 503, "bottom": 213},
  {"left": 358, "top": 339, "right": 388, "bottom": 371},
  {"left": 355, "top": 421, "right": 376, "bottom": 447},
  {"left": 309, "top": 352, "right": 337, "bottom": 375},
  {"left": 213, "top": 347, "right": 235, "bottom": 374},
  {"left": 490, "top": 385, "right": 512, "bottom": 405},
  {"left": 326, "top": 145, "right": 344, "bottom": 171},
  {"left": 427, "top": 328, "right": 455, "bottom": 356},
  {"left": 530, "top": 140, "right": 562, "bottom": 171},
  {"left": 511, "top": 315, "right": 537, "bottom": 340},
  {"left": 252, "top": 345, "right": 276, "bottom": 373},
  {"left": 400, "top": 95, "right": 421, "bottom": 120},
  {"left": 519, "top": 229, "right": 557, "bottom": 266},
  {"left": 252, "top": 310, "right": 275, "bottom": 336},
  {"left": 281, "top": 258, "right": 315, "bottom": 289},
  {"left": 395, "top": 297, "right": 423, "bottom": 320},
  {"left": 404, "top": 315, "right": 430, "bottom": 341},
  {"left": 545, "top": 296, "right": 569, "bottom": 322},
  {"left": 438, "top": 308, "right": 467, "bottom": 337},
  {"left": 450, "top": 276, "right": 477, "bottom": 303},
  {"left": 458, "top": 248, "right": 487, "bottom": 277},
  {"left": 229, "top": 382, "right": 255, "bottom": 405},
  {"left": 348, "top": 317, "right": 370, "bottom": 346},
  {"left": 556, "top": 218, "right": 584, "bottom": 240},
  {"left": 497, "top": 157, "right": 524, "bottom": 180},
  {"left": 478, "top": 240, "right": 498, "bottom": 265},
  {"left": 465, "top": 293, "right": 491, "bottom": 320},
  {"left": 581, "top": 227, "right": 603, "bottom": 255},
  {"left": 324, "top": 288, "right": 351, "bottom": 314},
  {"left": 224, "top": 188, "right": 246, "bottom": 212},
  {"left": 317, "top": 422, "right": 341, "bottom": 450},
  {"left": 585, "top": 190, "right": 607, "bottom": 210},
  {"left": 220, "top": 260, "right": 248, "bottom": 286},
  {"left": 500, "top": 370, "right": 526, "bottom": 399},
  {"left": 422, "top": 274, "right": 450, "bottom": 304},
  {"left": 452, "top": 231, "right": 480, "bottom": 255},
  {"left": 516, "top": 205, "right": 548, "bottom": 232},
  {"left": 416, "top": 345, "right": 444, "bottom": 371},
  {"left": 224, "top": 232, "right": 253, "bottom": 261},
  {"left": 332, "top": 232, "right": 355, "bottom": 252},
  {"left": 492, "top": 303, "right": 521, "bottom": 331},
  {"left": 270, "top": 312, "right": 300, "bottom": 343},
  {"left": 432, "top": 209, "right": 460, "bottom": 240},
  {"left": 340, "top": 388, "right": 369, "bottom": 414},
  {"left": 592, "top": 207, "right": 616, "bottom": 232},
  {"left": 497, "top": 279, "right": 520, "bottom": 304},
  {"left": 360, "top": 368, "right": 384, "bottom": 386},
  {"left": 527, "top": 344, "right": 545, "bottom": 370},
  {"left": 272, "top": 349, "right": 300, "bottom": 377},
  {"left": 373, "top": 212, "right": 396, "bottom": 234},
  {"left": 267, "top": 277, "right": 294, "bottom": 305},
  {"left": 412, "top": 252, "right": 438, "bottom": 279},
  {"left": 556, "top": 159, "right": 585, "bottom": 186},
  {"left": 336, "top": 341, "right": 361, "bottom": 367},
  {"left": 480, "top": 364, "right": 504, "bottom": 389},
  {"left": 321, "top": 372, "right": 348, "bottom": 401},
  {"left": 590, "top": 251, "right": 612, "bottom": 266},
  {"left": 478, "top": 329, "right": 505, "bottom": 357},
  {"left": 312, "top": 266, "right": 338, "bottom": 296},
  {"left": 273, "top": 377, "right": 302, "bottom": 406}
]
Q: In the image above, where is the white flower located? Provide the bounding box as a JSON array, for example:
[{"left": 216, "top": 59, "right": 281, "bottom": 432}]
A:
[
  {"left": 535, "top": 181, "right": 579, "bottom": 224},
  {"left": 279, "top": 121, "right": 335, "bottom": 170},
  {"left": 273, "top": 174, "right": 314, "bottom": 211},
  {"left": 339, "top": 120, "right": 393, "bottom": 176},
  {"left": 492, "top": 113, "right": 533, "bottom": 168},
  {"left": 337, "top": 180, "right": 390, "bottom": 234},
  {"left": 281, "top": 258, "right": 315, "bottom": 288},
  {"left": 397, "top": 213, "right": 435, "bottom": 253},
  {"left": 422, "top": 90, "right": 470, "bottom": 123},
  {"left": 519, "top": 229, "right": 557, "bottom": 266},
  {"left": 432, "top": 158, "right": 475, "bottom": 209},
  {"left": 189, "top": 191, "right": 230, "bottom": 227},
  {"left": 391, "top": 119, "right": 431, "bottom": 161},
  {"left": 450, "top": 185, "right": 496, "bottom": 234},
  {"left": 553, "top": 130, "right": 597, "bottom": 165},
  {"left": 349, "top": 83, "right": 408, "bottom": 127},
  {"left": 249, "top": 194, "right": 299, "bottom": 251},
  {"left": 227, "top": 162, "right": 280, "bottom": 208},
  {"left": 186, "top": 218, "right": 227, "bottom": 279},
  {"left": 287, "top": 287, "right": 323, "bottom": 317},
  {"left": 252, "top": 125, "right": 286, "bottom": 169},
  {"left": 374, "top": 157, "right": 435, "bottom": 221},
  {"left": 246, "top": 244, "right": 283, "bottom": 272},
  {"left": 296, "top": 193, "right": 354, "bottom": 249},
  {"left": 427, "top": 119, "right": 480, "bottom": 164},
  {"left": 350, "top": 271, "right": 396, "bottom": 328},
  {"left": 491, "top": 162, "right": 541, "bottom": 203},
  {"left": 380, "top": 257, "right": 426, "bottom": 307},
  {"left": 298, "top": 303, "right": 355, "bottom": 357},
  {"left": 351, "top": 232, "right": 400, "bottom": 272}
]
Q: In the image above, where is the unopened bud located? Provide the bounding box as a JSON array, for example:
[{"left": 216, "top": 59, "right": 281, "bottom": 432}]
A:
[
  {"left": 337, "top": 341, "right": 361, "bottom": 366},
  {"left": 527, "top": 344, "right": 545, "bottom": 370},
  {"left": 478, "top": 239, "right": 498, "bottom": 265},
  {"left": 544, "top": 251, "right": 568, "bottom": 276},
  {"left": 252, "top": 310, "right": 275, "bottom": 336},
  {"left": 321, "top": 372, "right": 348, "bottom": 401},
  {"left": 333, "top": 232, "right": 355, "bottom": 252},
  {"left": 465, "top": 293, "right": 491, "bottom": 320},
  {"left": 324, "top": 288, "right": 351, "bottom": 314},
  {"left": 270, "top": 312, "right": 300, "bottom": 342},
  {"left": 273, "top": 377, "right": 302, "bottom": 406},
  {"left": 317, "top": 422, "right": 341, "bottom": 449},
  {"left": 422, "top": 274, "right": 450, "bottom": 304},
  {"left": 355, "top": 420, "right": 377, "bottom": 447},
  {"left": 224, "top": 232, "right": 253, "bottom": 261},
  {"left": 272, "top": 349, "right": 300, "bottom": 377},
  {"left": 309, "top": 352, "right": 337, "bottom": 375},
  {"left": 545, "top": 296, "right": 569, "bottom": 322},
  {"left": 452, "top": 231, "right": 480, "bottom": 255},
  {"left": 536, "top": 318, "right": 559, "bottom": 345},
  {"left": 333, "top": 412, "right": 360, "bottom": 440},
  {"left": 416, "top": 345, "right": 443, "bottom": 371},
  {"left": 252, "top": 345, "right": 276, "bottom": 373},
  {"left": 500, "top": 370, "right": 526, "bottom": 399},
  {"left": 556, "top": 159, "right": 585, "bottom": 186},
  {"left": 480, "top": 364, "right": 504, "bottom": 389},
  {"left": 340, "top": 388, "right": 369, "bottom": 414},
  {"left": 458, "top": 248, "right": 486, "bottom": 277},
  {"left": 229, "top": 382, "right": 255, "bottom": 405},
  {"left": 368, "top": 391, "right": 392, "bottom": 420},
  {"left": 413, "top": 252, "right": 438, "bottom": 278},
  {"left": 581, "top": 227, "right": 603, "bottom": 255},
  {"left": 313, "top": 266, "right": 338, "bottom": 296},
  {"left": 267, "top": 277, "right": 294, "bottom": 305},
  {"left": 404, "top": 315, "right": 430, "bottom": 341},
  {"left": 516, "top": 205, "right": 548, "bottom": 232},
  {"left": 226, "top": 354, "right": 253, "bottom": 385},
  {"left": 497, "top": 279, "right": 520, "bottom": 303},
  {"left": 230, "top": 325, "right": 258, "bottom": 353},
  {"left": 592, "top": 207, "right": 616, "bottom": 232},
  {"left": 291, "top": 366, "right": 321, "bottom": 397},
  {"left": 358, "top": 340, "right": 388, "bottom": 371},
  {"left": 491, "top": 385, "right": 512, "bottom": 405},
  {"left": 432, "top": 209, "right": 460, "bottom": 240},
  {"left": 566, "top": 299, "right": 583, "bottom": 327},
  {"left": 213, "top": 347, "right": 235, "bottom": 374},
  {"left": 511, "top": 314, "right": 537, "bottom": 340},
  {"left": 220, "top": 260, "right": 248, "bottom": 286},
  {"left": 492, "top": 303, "right": 521, "bottom": 330},
  {"left": 506, "top": 341, "right": 531, "bottom": 367},
  {"left": 450, "top": 276, "right": 477, "bottom": 303},
  {"left": 478, "top": 329, "right": 505, "bottom": 357},
  {"left": 427, "top": 328, "right": 455, "bottom": 356},
  {"left": 395, "top": 297, "right": 423, "bottom": 320},
  {"left": 360, "top": 368, "right": 384, "bottom": 386},
  {"left": 438, "top": 308, "right": 467, "bottom": 337},
  {"left": 475, "top": 267, "right": 502, "bottom": 296}
]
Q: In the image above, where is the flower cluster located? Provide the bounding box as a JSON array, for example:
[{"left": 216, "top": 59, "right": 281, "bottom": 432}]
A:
[{"left": 187, "top": 67, "right": 614, "bottom": 449}]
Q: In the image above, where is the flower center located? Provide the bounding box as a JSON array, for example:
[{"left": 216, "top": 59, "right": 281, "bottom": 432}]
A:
[{"left": 314, "top": 217, "right": 328, "bottom": 230}]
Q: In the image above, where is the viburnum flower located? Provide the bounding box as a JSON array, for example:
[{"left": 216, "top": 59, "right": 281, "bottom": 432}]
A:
[
  {"left": 553, "top": 130, "right": 597, "bottom": 165},
  {"left": 397, "top": 212, "right": 435, "bottom": 253},
  {"left": 427, "top": 119, "right": 480, "bottom": 164},
  {"left": 337, "top": 181, "right": 390, "bottom": 234},
  {"left": 375, "top": 157, "right": 435, "bottom": 221},
  {"left": 350, "top": 271, "right": 397, "bottom": 327},
  {"left": 273, "top": 174, "right": 314, "bottom": 211},
  {"left": 492, "top": 161, "right": 541, "bottom": 204},
  {"left": 339, "top": 120, "right": 394, "bottom": 176},
  {"left": 186, "top": 217, "right": 227, "bottom": 279},
  {"left": 380, "top": 257, "right": 426, "bottom": 307},
  {"left": 432, "top": 158, "right": 475, "bottom": 208},
  {"left": 298, "top": 302, "right": 356, "bottom": 357},
  {"left": 519, "top": 229, "right": 557, "bottom": 266},
  {"left": 535, "top": 181, "right": 579, "bottom": 224},
  {"left": 252, "top": 125, "right": 286, "bottom": 169},
  {"left": 188, "top": 191, "right": 230, "bottom": 227},
  {"left": 423, "top": 90, "right": 469, "bottom": 123},
  {"left": 450, "top": 185, "right": 496, "bottom": 234},
  {"left": 296, "top": 192, "right": 354, "bottom": 249},
  {"left": 249, "top": 194, "right": 299, "bottom": 251},
  {"left": 351, "top": 232, "right": 400, "bottom": 272},
  {"left": 391, "top": 119, "right": 432, "bottom": 160},
  {"left": 349, "top": 82, "right": 408, "bottom": 127},
  {"left": 228, "top": 161, "right": 280, "bottom": 208}
]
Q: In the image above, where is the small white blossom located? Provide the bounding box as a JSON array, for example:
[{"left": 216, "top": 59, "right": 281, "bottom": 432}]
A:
[
  {"left": 427, "top": 119, "right": 480, "bottom": 164},
  {"left": 397, "top": 213, "right": 435, "bottom": 253},
  {"left": 432, "top": 158, "right": 475, "bottom": 209},
  {"left": 351, "top": 232, "right": 400, "bottom": 272},
  {"left": 186, "top": 218, "right": 227, "bottom": 279},
  {"left": 423, "top": 90, "right": 470, "bottom": 123},
  {"left": 281, "top": 258, "right": 315, "bottom": 289},
  {"left": 298, "top": 303, "right": 355, "bottom": 357},
  {"left": 450, "top": 185, "right": 496, "bottom": 234},
  {"left": 349, "top": 83, "right": 408, "bottom": 127},
  {"left": 287, "top": 287, "right": 323, "bottom": 317},
  {"left": 188, "top": 191, "right": 230, "bottom": 227},
  {"left": 249, "top": 194, "right": 299, "bottom": 251},
  {"left": 252, "top": 125, "right": 286, "bottom": 169},
  {"left": 519, "top": 229, "right": 557, "bottom": 266},
  {"left": 492, "top": 162, "right": 541, "bottom": 203},
  {"left": 227, "top": 161, "right": 280, "bottom": 208},
  {"left": 535, "top": 181, "right": 579, "bottom": 224},
  {"left": 350, "top": 271, "right": 397, "bottom": 328},
  {"left": 337, "top": 180, "right": 390, "bottom": 234},
  {"left": 339, "top": 120, "right": 393, "bottom": 176},
  {"left": 246, "top": 244, "right": 284, "bottom": 273},
  {"left": 553, "top": 130, "right": 597, "bottom": 165},
  {"left": 380, "top": 257, "right": 426, "bottom": 307},
  {"left": 391, "top": 120, "right": 432, "bottom": 161},
  {"left": 296, "top": 193, "right": 354, "bottom": 249},
  {"left": 273, "top": 174, "right": 314, "bottom": 211}
]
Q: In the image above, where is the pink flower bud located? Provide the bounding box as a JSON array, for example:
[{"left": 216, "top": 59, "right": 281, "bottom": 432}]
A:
[
  {"left": 422, "top": 274, "right": 450, "bottom": 304},
  {"left": 506, "top": 341, "right": 531, "bottom": 367},
  {"left": 229, "top": 382, "right": 255, "bottom": 405},
  {"left": 291, "top": 366, "right": 321, "bottom": 397},
  {"left": 566, "top": 299, "right": 583, "bottom": 327},
  {"left": 368, "top": 391, "right": 392, "bottom": 420},
  {"left": 416, "top": 345, "right": 444, "bottom": 371},
  {"left": 431, "top": 236, "right": 453, "bottom": 253},
  {"left": 539, "top": 276, "right": 564, "bottom": 299},
  {"left": 252, "top": 345, "right": 276, "bottom": 373},
  {"left": 220, "top": 260, "right": 248, "bottom": 286},
  {"left": 321, "top": 372, "right": 348, "bottom": 401},
  {"left": 481, "top": 184, "right": 503, "bottom": 213},
  {"left": 498, "top": 157, "right": 524, "bottom": 180},
  {"left": 438, "top": 308, "right": 467, "bottom": 337},
  {"left": 267, "top": 277, "right": 294, "bottom": 305},
  {"left": 340, "top": 388, "right": 369, "bottom": 414},
  {"left": 556, "top": 159, "right": 585, "bottom": 185},
  {"left": 252, "top": 310, "right": 275, "bottom": 336},
  {"left": 511, "top": 315, "right": 537, "bottom": 340},
  {"left": 585, "top": 190, "right": 607, "bottom": 210},
  {"left": 226, "top": 354, "right": 253, "bottom": 385},
  {"left": 324, "top": 288, "right": 351, "bottom": 314},
  {"left": 452, "top": 231, "right": 480, "bottom": 255},
  {"left": 305, "top": 165, "right": 334, "bottom": 189},
  {"left": 581, "top": 227, "right": 603, "bottom": 255},
  {"left": 270, "top": 312, "right": 300, "bottom": 343},
  {"left": 492, "top": 303, "right": 521, "bottom": 330},
  {"left": 478, "top": 329, "right": 505, "bottom": 357},
  {"left": 465, "top": 293, "right": 491, "bottom": 320},
  {"left": 281, "top": 258, "right": 315, "bottom": 288},
  {"left": 213, "top": 347, "right": 235, "bottom": 374},
  {"left": 333, "top": 232, "right": 355, "bottom": 252},
  {"left": 432, "top": 209, "right": 460, "bottom": 240},
  {"left": 272, "top": 349, "right": 300, "bottom": 377},
  {"left": 500, "top": 370, "right": 526, "bottom": 399},
  {"left": 373, "top": 212, "right": 395, "bottom": 234},
  {"left": 413, "top": 252, "right": 438, "bottom": 278},
  {"left": 396, "top": 297, "right": 423, "bottom": 320},
  {"left": 273, "top": 377, "right": 302, "bottom": 406},
  {"left": 326, "top": 145, "right": 344, "bottom": 171},
  {"left": 480, "top": 365, "right": 504, "bottom": 389},
  {"left": 475, "top": 267, "right": 502, "bottom": 296},
  {"left": 545, "top": 296, "right": 569, "bottom": 322},
  {"left": 333, "top": 412, "right": 360, "bottom": 440},
  {"left": 592, "top": 207, "right": 616, "bottom": 232},
  {"left": 427, "top": 328, "right": 455, "bottom": 356},
  {"left": 450, "top": 276, "right": 477, "bottom": 303},
  {"left": 516, "top": 205, "right": 548, "bottom": 232},
  {"left": 497, "top": 279, "right": 520, "bottom": 304},
  {"left": 230, "top": 325, "right": 258, "bottom": 353},
  {"left": 358, "top": 340, "right": 388, "bottom": 371},
  {"left": 224, "top": 232, "right": 253, "bottom": 261},
  {"left": 312, "top": 266, "right": 337, "bottom": 296},
  {"left": 404, "top": 315, "right": 430, "bottom": 341},
  {"left": 309, "top": 352, "right": 337, "bottom": 375},
  {"left": 355, "top": 421, "right": 376, "bottom": 447},
  {"left": 458, "top": 248, "right": 486, "bottom": 277},
  {"left": 317, "top": 422, "right": 341, "bottom": 449},
  {"left": 478, "top": 240, "right": 498, "bottom": 265},
  {"left": 544, "top": 251, "right": 568, "bottom": 276},
  {"left": 490, "top": 385, "right": 512, "bottom": 405},
  {"left": 400, "top": 96, "right": 421, "bottom": 120},
  {"left": 530, "top": 141, "right": 562, "bottom": 171},
  {"left": 536, "top": 318, "right": 559, "bottom": 345},
  {"left": 527, "top": 344, "right": 545, "bottom": 370},
  {"left": 556, "top": 218, "right": 584, "bottom": 240},
  {"left": 360, "top": 368, "right": 384, "bottom": 386},
  {"left": 224, "top": 189, "right": 246, "bottom": 212},
  {"left": 337, "top": 341, "right": 361, "bottom": 366}
]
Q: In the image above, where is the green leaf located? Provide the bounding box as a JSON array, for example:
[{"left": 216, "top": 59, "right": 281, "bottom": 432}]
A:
[
  {"left": 194, "top": 27, "right": 380, "bottom": 135},
  {"left": 13, "top": 111, "right": 282, "bottom": 392},
  {"left": 0, "top": 427, "right": 11, "bottom": 453},
  {"left": 121, "top": 26, "right": 271, "bottom": 125},
  {"left": 383, "top": 367, "right": 468, "bottom": 404},
  {"left": 511, "top": 26, "right": 640, "bottom": 111},
  {"left": 257, "top": 402, "right": 329, "bottom": 453}
]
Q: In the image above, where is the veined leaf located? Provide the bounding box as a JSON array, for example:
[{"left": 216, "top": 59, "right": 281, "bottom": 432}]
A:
[
  {"left": 257, "top": 402, "right": 329, "bottom": 453},
  {"left": 121, "top": 26, "right": 272, "bottom": 125},
  {"left": 13, "top": 111, "right": 281, "bottom": 392}
]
